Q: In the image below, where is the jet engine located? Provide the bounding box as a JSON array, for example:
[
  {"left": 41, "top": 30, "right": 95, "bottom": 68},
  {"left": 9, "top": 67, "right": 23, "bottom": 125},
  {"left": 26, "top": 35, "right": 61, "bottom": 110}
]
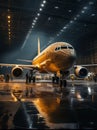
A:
[
  {"left": 74, "top": 66, "right": 88, "bottom": 78},
  {"left": 11, "top": 66, "right": 23, "bottom": 77}
]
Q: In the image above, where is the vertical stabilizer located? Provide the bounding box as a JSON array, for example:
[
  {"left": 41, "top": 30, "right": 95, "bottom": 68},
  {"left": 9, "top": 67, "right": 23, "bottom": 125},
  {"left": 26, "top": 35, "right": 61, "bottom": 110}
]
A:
[{"left": 38, "top": 37, "right": 40, "bottom": 55}]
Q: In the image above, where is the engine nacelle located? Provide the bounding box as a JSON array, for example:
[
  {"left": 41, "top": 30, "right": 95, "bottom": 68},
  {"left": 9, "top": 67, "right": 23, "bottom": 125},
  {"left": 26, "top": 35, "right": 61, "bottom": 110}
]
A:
[
  {"left": 74, "top": 66, "right": 88, "bottom": 78},
  {"left": 11, "top": 66, "right": 23, "bottom": 77}
]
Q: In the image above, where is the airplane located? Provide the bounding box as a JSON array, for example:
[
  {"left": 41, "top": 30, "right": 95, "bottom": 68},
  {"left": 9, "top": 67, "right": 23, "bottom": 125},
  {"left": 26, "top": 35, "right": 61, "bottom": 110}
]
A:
[{"left": 0, "top": 38, "right": 97, "bottom": 87}]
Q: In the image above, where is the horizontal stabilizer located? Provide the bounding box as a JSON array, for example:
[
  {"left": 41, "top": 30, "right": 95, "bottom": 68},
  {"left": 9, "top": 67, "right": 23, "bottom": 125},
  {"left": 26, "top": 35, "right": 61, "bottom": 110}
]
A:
[{"left": 17, "top": 59, "right": 32, "bottom": 63}]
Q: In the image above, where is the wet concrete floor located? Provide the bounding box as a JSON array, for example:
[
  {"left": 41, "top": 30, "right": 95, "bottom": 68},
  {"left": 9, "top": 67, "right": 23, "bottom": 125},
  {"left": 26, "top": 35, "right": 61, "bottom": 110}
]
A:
[{"left": 0, "top": 79, "right": 97, "bottom": 129}]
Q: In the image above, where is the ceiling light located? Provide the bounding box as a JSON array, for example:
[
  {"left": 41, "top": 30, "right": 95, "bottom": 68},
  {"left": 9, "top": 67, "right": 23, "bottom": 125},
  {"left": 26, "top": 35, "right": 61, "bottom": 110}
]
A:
[
  {"left": 89, "top": 1, "right": 94, "bottom": 5},
  {"left": 32, "top": 23, "right": 35, "bottom": 25},
  {"left": 48, "top": 17, "right": 51, "bottom": 21},
  {"left": 8, "top": 20, "right": 10, "bottom": 23},
  {"left": 54, "top": 6, "right": 59, "bottom": 9},
  {"left": 81, "top": 10, "right": 85, "bottom": 13},
  {"left": 63, "top": 26, "right": 67, "bottom": 29},
  {"left": 74, "top": 17, "right": 77, "bottom": 20},
  {"left": 83, "top": 6, "right": 88, "bottom": 10},
  {"left": 32, "top": 26, "right": 34, "bottom": 28},
  {"left": 33, "top": 20, "right": 36, "bottom": 23},
  {"left": 91, "top": 13, "right": 95, "bottom": 16},
  {"left": 7, "top": 15, "right": 11, "bottom": 19},
  {"left": 35, "top": 17, "right": 38, "bottom": 20},
  {"left": 39, "top": 8, "right": 42, "bottom": 11},
  {"left": 77, "top": 14, "right": 80, "bottom": 17},
  {"left": 8, "top": 24, "right": 10, "bottom": 27},
  {"left": 41, "top": 4, "right": 44, "bottom": 7},
  {"left": 70, "top": 20, "right": 73, "bottom": 23},
  {"left": 37, "top": 13, "right": 40, "bottom": 16},
  {"left": 68, "top": 10, "right": 72, "bottom": 12},
  {"left": 43, "top": 0, "right": 46, "bottom": 4},
  {"left": 61, "top": 29, "right": 64, "bottom": 32}
]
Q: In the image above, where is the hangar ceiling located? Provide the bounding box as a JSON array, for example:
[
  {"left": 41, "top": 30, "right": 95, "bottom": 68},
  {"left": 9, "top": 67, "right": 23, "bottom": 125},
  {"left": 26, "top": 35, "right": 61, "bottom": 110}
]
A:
[{"left": 0, "top": 0, "right": 97, "bottom": 62}]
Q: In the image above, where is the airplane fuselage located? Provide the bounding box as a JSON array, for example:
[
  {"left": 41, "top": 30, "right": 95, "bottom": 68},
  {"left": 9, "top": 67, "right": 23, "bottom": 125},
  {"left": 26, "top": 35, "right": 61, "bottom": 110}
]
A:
[{"left": 32, "top": 42, "right": 76, "bottom": 74}]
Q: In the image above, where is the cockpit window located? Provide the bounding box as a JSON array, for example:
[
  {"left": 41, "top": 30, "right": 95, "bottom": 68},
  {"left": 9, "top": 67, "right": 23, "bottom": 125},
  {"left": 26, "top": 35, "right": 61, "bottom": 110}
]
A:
[
  {"left": 55, "top": 47, "right": 60, "bottom": 51},
  {"left": 68, "top": 46, "right": 73, "bottom": 49},
  {"left": 61, "top": 46, "right": 67, "bottom": 49},
  {"left": 55, "top": 45, "right": 73, "bottom": 51}
]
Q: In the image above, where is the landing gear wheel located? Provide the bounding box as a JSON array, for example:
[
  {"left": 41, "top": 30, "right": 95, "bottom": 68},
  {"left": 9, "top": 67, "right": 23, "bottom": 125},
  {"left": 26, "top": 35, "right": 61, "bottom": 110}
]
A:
[
  {"left": 32, "top": 76, "right": 36, "bottom": 83},
  {"left": 63, "top": 80, "right": 67, "bottom": 87}
]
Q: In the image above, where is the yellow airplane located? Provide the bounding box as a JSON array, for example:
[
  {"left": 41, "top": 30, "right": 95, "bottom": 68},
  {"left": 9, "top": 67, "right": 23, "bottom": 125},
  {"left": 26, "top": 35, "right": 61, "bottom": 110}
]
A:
[{"left": 0, "top": 38, "right": 96, "bottom": 87}]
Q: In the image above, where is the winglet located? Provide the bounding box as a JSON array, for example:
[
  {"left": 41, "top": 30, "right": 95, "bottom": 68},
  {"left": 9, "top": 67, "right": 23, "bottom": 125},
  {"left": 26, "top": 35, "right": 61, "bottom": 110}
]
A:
[{"left": 38, "top": 37, "right": 40, "bottom": 55}]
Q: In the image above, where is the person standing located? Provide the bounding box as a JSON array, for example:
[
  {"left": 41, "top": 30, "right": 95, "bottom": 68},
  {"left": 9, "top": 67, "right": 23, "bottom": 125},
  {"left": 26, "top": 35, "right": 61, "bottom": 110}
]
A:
[{"left": 26, "top": 72, "right": 29, "bottom": 83}]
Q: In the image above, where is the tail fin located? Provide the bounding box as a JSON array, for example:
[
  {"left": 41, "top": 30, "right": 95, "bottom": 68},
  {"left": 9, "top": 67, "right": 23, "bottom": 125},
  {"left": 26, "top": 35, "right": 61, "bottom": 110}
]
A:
[{"left": 38, "top": 37, "right": 40, "bottom": 55}]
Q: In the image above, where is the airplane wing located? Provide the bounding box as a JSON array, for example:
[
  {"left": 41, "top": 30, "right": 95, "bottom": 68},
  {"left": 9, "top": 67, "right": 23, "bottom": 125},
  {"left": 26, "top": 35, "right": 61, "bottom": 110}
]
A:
[
  {"left": 74, "top": 63, "right": 97, "bottom": 67},
  {"left": 0, "top": 63, "right": 38, "bottom": 70}
]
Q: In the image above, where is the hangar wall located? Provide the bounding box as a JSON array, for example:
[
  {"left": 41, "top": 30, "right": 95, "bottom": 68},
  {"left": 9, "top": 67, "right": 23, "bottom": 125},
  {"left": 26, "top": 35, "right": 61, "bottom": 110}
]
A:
[{"left": 76, "top": 39, "right": 97, "bottom": 73}]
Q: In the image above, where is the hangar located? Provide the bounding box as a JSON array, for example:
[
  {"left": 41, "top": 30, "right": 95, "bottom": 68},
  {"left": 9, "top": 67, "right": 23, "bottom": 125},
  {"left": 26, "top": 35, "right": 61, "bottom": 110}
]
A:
[{"left": 0, "top": 0, "right": 97, "bottom": 129}]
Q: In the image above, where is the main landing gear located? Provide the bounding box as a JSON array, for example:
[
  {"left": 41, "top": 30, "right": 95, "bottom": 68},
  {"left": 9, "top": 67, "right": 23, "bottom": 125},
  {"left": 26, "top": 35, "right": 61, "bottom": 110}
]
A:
[
  {"left": 59, "top": 70, "right": 69, "bottom": 88},
  {"left": 60, "top": 79, "right": 67, "bottom": 88},
  {"left": 52, "top": 71, "right": 69, "bottom": 91}
]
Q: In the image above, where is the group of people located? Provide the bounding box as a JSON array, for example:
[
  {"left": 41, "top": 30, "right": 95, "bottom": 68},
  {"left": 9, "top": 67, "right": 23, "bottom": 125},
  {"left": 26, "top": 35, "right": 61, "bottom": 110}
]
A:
[{"left": 26, "top": 72, "right": 35, "bottom": 83}]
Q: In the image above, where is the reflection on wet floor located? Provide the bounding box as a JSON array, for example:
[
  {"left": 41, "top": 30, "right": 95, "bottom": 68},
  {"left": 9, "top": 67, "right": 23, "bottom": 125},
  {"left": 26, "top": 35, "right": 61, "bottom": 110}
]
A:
[{"left": 0, "top": 80, "right": 97, "bottom": 129}]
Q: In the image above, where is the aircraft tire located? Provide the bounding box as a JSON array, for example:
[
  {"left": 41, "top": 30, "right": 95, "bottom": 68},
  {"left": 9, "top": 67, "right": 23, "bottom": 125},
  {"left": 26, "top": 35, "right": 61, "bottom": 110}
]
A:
[
  {"left": 33, "top": 76, "right": 36, "bottom": 83},
  {"left": 63, "top": 80, "right": 67, "bottom": 87}
]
